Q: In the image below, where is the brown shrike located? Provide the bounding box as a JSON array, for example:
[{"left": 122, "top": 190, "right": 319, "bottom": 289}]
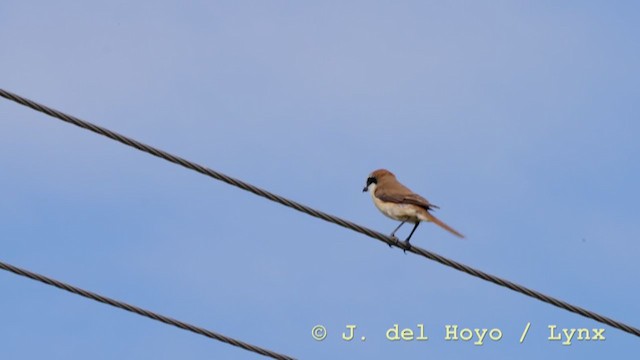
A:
[{"left": 363, "top": 169, "right": 464, "bottom": 249}]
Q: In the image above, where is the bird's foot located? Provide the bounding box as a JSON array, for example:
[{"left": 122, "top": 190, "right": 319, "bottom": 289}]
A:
[
  {"left": 388, "top": 235, "right": 400, "bottom": 248},
  {"left": 403, "top": 240, "right": 412, "bottom": 254}
]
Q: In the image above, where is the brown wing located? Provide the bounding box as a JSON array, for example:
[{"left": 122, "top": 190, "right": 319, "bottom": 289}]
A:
[{"left": 375, "top": 183, "right": 439, "bottom": 210}]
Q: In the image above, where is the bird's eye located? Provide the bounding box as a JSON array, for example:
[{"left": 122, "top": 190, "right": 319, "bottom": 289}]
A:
[{"left": 366, "top": 177, "right": 377, "bottom": 186}]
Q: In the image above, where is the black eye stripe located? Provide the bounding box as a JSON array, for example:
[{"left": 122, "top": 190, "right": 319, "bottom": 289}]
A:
[{"left": 366, "top": 177, "right": 377, "bottom": 186}]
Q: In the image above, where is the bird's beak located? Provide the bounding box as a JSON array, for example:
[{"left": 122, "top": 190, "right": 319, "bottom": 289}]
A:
[{"left": 362, "top": 186, "right": 368, "bottom": 192}]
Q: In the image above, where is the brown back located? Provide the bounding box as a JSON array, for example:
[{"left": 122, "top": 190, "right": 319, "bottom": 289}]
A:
[{"left": 372, "top": 170, "right": 438, "bottom": 210}]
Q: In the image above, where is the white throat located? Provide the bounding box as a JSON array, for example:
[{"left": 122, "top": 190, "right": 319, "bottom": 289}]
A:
[{"left": 367, "top": 182, "right": 378, "bottom": 199}]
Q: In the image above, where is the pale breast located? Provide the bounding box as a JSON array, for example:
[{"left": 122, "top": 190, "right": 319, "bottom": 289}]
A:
[{"left": 370, "top": 191, "right": 422, "bottom": 222}]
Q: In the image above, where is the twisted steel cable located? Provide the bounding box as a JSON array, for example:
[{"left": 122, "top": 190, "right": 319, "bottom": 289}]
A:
[
  {"left": 2, "top": 88, "right": 639, "bottom": 338},
  {"left": 0, "top": 260, "right": 296, "bottom": 360}
]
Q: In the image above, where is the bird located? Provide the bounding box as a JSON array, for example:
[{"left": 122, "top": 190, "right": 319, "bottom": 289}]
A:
[{"left": 363, "top": 169, "right": 464, "bottom": 250}]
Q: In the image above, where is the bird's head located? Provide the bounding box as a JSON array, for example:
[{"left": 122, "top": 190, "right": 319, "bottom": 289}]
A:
[{"left": 363, "top": 169, "right": 394, "bottom": 192}]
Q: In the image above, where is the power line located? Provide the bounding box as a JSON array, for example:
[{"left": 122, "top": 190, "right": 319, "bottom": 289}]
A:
[
  {"left": 1, "top": 88, "right": 639, "bottom": 338},
  {"left": 0, "top": 259, "right": 296, "bottom": 360}
]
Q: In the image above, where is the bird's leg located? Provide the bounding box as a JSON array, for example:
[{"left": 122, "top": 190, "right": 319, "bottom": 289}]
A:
[
  {"left": 390, "top": 221, "right": 405, "bottom": 237},
  {"left": 403, "top": 222, "right": 420, "bottom": 253},
  {"left": 388, "top": 221, "right": 405, "bottom": 247},
  {"left": 405, "top": 222, "right": 420, "bottom": 243}
]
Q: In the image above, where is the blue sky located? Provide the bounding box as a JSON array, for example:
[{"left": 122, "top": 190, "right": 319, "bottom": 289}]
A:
[{"left": 1, "top": 1, "right": 639, "bottom": 359}]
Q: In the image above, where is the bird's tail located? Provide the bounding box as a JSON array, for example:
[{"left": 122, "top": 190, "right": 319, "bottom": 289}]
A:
[{"left": 421, "top": 211, "right": 465, "bottom": 239}]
